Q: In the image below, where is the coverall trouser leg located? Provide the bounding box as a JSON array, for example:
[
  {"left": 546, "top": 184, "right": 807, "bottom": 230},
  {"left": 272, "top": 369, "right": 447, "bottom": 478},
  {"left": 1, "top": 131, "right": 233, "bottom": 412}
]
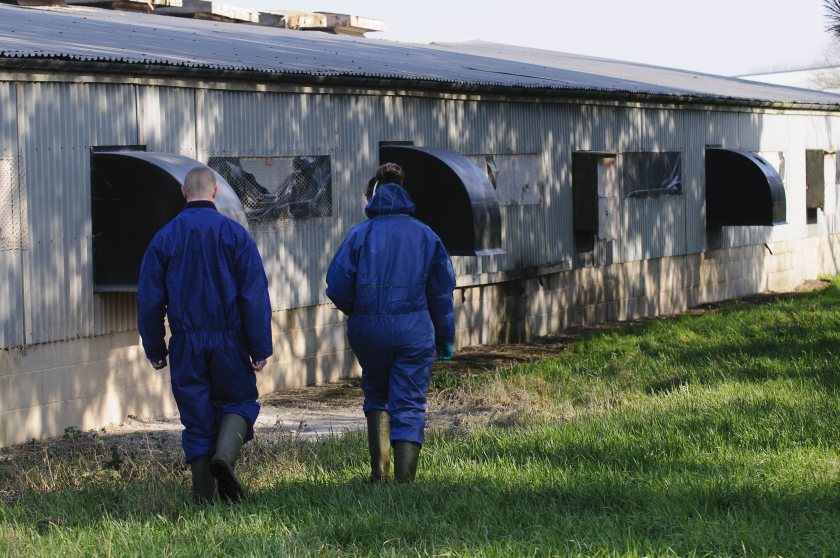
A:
[
  {"left": 349, "top": 314, "right": 435, "bottom": 446},
  {"left": 169, "top": 332, "right": 260, "bottom": 463}
]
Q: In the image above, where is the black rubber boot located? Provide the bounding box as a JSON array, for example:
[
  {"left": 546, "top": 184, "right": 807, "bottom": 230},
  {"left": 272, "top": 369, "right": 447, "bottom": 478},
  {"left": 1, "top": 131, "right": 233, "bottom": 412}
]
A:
[
  {"left": 393, "top": 441, "right": 421, "bottom": 484},
  {"left": 190, "top": 455, "right": 215, "bottom": 504},
  {"left": 210, "top": 413, "right": 248, "bottom": 503},
  {"left": 366, "top": 410, "right": 391, "bottom": 482}
]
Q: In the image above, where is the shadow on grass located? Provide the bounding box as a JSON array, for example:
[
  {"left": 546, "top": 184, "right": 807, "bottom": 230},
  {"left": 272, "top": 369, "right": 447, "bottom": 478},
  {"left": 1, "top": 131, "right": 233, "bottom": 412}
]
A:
[
  {"left": 4, "top": 283, "right": 840, "bottom": 555},
  {"left": 6, "top": 407, "right": 840, "bottom": 556}
]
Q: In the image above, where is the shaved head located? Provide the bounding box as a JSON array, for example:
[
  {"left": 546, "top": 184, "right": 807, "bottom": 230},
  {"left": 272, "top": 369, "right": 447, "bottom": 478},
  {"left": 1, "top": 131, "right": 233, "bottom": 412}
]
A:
[{"left": 183, "top": 166, "right": 217, "bottom": 201}]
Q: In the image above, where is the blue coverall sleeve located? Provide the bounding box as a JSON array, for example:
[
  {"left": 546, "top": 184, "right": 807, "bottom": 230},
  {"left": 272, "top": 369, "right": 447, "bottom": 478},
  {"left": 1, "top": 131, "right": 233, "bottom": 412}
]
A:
[
  {"left": 426, "top": 239, "right": 456, "bottom": 347},
  {"left": 325, "top": 235, "right": 358, "bottom": 316},
  {"left": 235, "top": 235, "right": 273, "bottom": 361},
  {"left": 137, "top": 236, "right": 169, "bottom": 362}
]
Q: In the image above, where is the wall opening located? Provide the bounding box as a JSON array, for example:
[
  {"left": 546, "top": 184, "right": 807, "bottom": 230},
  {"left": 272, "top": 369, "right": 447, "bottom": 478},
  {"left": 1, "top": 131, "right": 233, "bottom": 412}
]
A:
[
  {"left": 207, "top": 155, "right": 332, "bottom": 228},
  {"left": 466, "top": 153, "right": 541, "bottom": 207},
  {"left": 806, "top": 149, "right": 835, "bottom": 225},
  {"left": 0, "top": 154, "right": 22, "bottom": 252},
  {"left": 705, "top": 148, "right": 786, "bottom": 227},
  {"left": 572, "top": 152, "right": 617, "bottom": 256},
  {"left": 378, "top": 145, "right": 503, "bottom": 256},
  {"left": 622, "top": 151, "right": 681, "bottom": 197},
  {"left": 91, "top": 150, "right": 246, "bottom": 291}
]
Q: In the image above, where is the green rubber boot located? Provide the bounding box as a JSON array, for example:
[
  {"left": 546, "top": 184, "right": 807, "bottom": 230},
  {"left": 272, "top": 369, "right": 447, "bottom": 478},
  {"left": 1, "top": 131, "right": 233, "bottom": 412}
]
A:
[
  {"left": 366, "top": 410, "right": 391, "bottom": 482},
  {"left": 393, "top": 441, "right": 421, "bottom": 484},
  {"left": 190, "top": 455, "right": 215, "bottom": 504},
  {"left": 210, "top": 413, "right": 248, "bottom": 503}
]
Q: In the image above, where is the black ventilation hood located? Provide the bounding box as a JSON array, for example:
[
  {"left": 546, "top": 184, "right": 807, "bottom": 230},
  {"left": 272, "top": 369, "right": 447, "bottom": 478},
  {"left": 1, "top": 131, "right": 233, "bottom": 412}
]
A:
[
  {"left": 92, "top": 151, "right": 247, "bottom": 292},
  {"left": 379, "top": 145, "right": 504, "bottom": 256},
  {"left": 705, "top": 148, "right": 786, "bottom": 227}
]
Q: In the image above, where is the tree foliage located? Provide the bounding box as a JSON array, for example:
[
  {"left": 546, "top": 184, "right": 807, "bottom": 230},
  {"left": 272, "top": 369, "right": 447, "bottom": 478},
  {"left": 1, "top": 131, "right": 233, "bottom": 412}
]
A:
[{"left": 825, "top": 0, "right": 840, "bottom": 39}]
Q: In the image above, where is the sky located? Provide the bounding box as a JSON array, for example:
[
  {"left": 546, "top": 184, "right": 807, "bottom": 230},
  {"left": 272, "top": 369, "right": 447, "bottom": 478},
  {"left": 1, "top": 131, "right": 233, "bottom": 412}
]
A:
[{"left": 223, "top": 0, "right": 837, "bottom": 77}]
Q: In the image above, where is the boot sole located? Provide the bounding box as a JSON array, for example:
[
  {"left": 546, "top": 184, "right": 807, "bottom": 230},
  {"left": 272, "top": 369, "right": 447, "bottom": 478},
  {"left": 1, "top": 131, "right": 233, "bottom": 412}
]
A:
[{"left": 210, "top": 459, "right": 244, "bottom": 503}]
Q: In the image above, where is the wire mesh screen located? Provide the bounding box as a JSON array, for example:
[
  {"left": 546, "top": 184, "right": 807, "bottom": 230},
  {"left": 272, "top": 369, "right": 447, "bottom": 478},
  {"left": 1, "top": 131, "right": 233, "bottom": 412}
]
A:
[
  {"left": 208, "top": 155, "right": 332, "bottom": 227},
  {"left": 467, "top": 153, "right": 540, "bottom": 206},
  {"left": 622, "top": 152, "right": 682, "bottom": 197},
  {"left": 0, "top": 155, "right": 23, "bottom": 251}
]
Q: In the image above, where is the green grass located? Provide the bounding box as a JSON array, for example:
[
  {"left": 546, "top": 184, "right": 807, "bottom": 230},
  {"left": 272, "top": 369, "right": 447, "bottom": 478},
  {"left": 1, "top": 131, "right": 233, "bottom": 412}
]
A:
[{"left": 2, "top": 280, "right": 840, "bottom": 556}]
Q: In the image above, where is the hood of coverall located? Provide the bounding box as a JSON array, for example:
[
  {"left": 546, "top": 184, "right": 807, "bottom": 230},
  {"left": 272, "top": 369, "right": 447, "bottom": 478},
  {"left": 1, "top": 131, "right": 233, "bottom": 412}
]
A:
[{"left": 364, "top": 183, "right": 415, "bottom": 218}]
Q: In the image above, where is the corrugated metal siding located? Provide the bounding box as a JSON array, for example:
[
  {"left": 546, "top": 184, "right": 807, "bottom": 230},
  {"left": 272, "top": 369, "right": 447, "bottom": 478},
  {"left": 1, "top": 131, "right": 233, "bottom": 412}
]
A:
[
  {"left": 0, "top": 81, "right": 23, "bottom": 348},
  {"left": 137, "top": 86, "right": 197, "bottom": 157},
  {"left": 538, "top": 104, "right": 574, "bottom": 267},
  {"left": 616, "top": 107, "right": 642, "bottom": 153},
  {"left": 719, "top": 113, "right": 768, "bottom": 248},
  {"left": 197, "top": 89, "right": 337, "bottom": 310},
  {"left": 446, "top": 99, "right": 548, "bottom": 275},
  {"left": 334, "top": 94, "right": 381, "bottom": 234},
  {"left": 771, "top": 113, "right": 802, "bottom": 244},
  {"left": 621, "top": 196, "right": 686, "bottom": 261},
  {"left": 334, "top": 93, "right": 448, "bottom": 227},
  {"left": 22, "top": 82, "right": 137, "bottom": 344},
  {"left": 826, "top": 116, "right": 840, "bottom": 234},
  {"left": 332, "top": 94, "right": 454, "bottom": 298},
  {"left": 617, "top": 108, "right": 687, "bottom": 261},
  {"left": 798, "top": 113, "right": 840, "bottom": 237},
  {"left": 570, "top": 104, "right": 617, "bottom": 152},
  {"left": 640, "top": 108, "right": 682, "bottom": 151},
  {"left": 93, "top": 292, "right": 136, "bottom": 336},
  {"left": 682, "top": 109, "right": 746, "bottom": 252},
  {"left": 334, "top": 93, "right": 471, "bottom": 285},
  {"left": 794, "top": 112, "right": 840, "bottom": 237},
  {"left": 0, "top": 250, "right": 23, "bottom": 348},
  {"left": 0, "top": 81, "right": 23, "bottom": 347},
  {"left": 91, "top": 85, "right": 200, "bottom": 336},
  {"left": 8, "top": 75, "right": 840, "bottom": 346},
  {"left": 826, "top": 129, "right": 840, "bottom": 234},
  {"left": 447, "top": 100, "right": 541, "bottom": 156},
  {"left": 683, "top": 110, "right": 712, "bottom": 253},
  {"left": 548, "top": 104, "right": 620, "bottom": 266}
]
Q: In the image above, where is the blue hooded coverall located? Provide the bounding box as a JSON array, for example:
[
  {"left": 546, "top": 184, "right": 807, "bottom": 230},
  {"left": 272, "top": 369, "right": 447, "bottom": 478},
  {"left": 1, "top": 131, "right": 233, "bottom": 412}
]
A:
[
  {"left": 325, "top": 183, "right": 456, "bottom": 445},
  {"left": 137, "top": 201, "right": 273, "bottom": 463}
]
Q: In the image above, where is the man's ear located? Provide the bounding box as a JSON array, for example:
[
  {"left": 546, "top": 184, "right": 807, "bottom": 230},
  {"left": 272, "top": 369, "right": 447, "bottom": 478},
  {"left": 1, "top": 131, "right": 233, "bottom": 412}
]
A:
[
  {"left": 211, "top": 185, "right": 218, "bottom": 200},
  {"left": 181, "top": 186, "right": 187, "bottom": 200}
]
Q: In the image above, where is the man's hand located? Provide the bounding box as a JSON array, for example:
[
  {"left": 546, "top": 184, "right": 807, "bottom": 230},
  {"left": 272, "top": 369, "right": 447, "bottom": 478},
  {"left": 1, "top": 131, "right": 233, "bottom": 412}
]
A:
[
  {"left": 251, "top": 358, "right": 267, "bottom": 372},
  {"left": 150, "top": 357, "right": 168, "bottom": 370}
]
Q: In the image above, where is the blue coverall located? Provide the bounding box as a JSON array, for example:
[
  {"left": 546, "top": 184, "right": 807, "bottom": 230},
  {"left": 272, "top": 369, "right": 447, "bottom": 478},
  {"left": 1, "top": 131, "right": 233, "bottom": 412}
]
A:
[
  {"left": 326, "top": 183, "right": 455, "bottom": 445},
  {"left": 137, "top": 200, "right": 273, "bottom": 463}
]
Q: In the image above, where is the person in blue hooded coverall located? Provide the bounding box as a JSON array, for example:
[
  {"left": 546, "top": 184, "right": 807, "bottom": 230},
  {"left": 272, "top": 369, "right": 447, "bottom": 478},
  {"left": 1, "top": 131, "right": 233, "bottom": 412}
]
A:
[
  {"left": 326, "top": 162, "right": 455, "bottom": 483},
  {"left": 138, "top": 166, "right": 272, "bottom": 503}
]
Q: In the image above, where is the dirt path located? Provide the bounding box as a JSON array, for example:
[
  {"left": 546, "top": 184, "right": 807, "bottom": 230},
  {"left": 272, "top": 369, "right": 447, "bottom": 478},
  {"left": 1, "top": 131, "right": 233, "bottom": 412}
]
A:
[{"left": 90, "top": 334, "right": 575, "bottom": 446}]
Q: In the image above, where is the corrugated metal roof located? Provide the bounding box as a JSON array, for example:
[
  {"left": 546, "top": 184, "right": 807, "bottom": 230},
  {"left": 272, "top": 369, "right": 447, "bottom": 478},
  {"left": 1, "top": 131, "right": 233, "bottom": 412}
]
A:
[
  {"left": 1, "top": 4, "right": 840, "bottom": 108},
  {"left": 432, "top": 41, "right": 840, "bottom": 106}
]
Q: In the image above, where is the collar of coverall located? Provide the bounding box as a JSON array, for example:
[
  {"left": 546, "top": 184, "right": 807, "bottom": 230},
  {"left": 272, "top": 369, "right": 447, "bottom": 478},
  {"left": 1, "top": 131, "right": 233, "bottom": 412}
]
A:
[{"left": 185, "top": 200, "right": 216, "bottom": 210}]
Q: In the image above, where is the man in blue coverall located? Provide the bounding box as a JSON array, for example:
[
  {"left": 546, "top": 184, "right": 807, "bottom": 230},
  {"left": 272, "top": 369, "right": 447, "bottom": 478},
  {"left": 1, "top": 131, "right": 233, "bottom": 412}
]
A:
[
  {"left": 138, "top": 166, "right": 273, "bottom": 503},
  {"left": 326, "top": 162, "right": 456, "bottom": 483}
]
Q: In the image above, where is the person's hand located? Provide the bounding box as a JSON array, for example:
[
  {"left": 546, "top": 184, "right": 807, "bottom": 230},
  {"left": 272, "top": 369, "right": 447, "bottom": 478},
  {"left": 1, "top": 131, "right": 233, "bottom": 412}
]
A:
[
  {"left": 150, "top": 357, "right": 168, "bottom": 370},
  {"left": 251, "top": 358, "right": 267, "bottom": 372},
  {"left": 435, "top": 344, "right": 455, "bottom": 361}
]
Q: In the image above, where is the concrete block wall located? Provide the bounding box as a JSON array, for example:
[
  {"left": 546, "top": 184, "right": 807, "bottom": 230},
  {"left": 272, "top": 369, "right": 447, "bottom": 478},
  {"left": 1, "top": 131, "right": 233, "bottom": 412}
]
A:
[
  {"left": 0, "top": 303, "right": 359, "bottom": 447},
  {"left": 2, "top": 233, "right": 839, "bottom": 447},
  {"left": 0, "top": 332, "right": 177, "bottom": 447},
  {"left": 453, "top": 234, "right": 840, "bottom": 346}
]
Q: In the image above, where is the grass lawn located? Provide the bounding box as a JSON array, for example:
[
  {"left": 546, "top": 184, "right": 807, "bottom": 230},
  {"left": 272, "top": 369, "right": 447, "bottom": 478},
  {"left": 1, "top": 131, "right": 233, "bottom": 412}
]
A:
[{"left": 2, "top": 279, "right": 840, "bottom": 557}]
